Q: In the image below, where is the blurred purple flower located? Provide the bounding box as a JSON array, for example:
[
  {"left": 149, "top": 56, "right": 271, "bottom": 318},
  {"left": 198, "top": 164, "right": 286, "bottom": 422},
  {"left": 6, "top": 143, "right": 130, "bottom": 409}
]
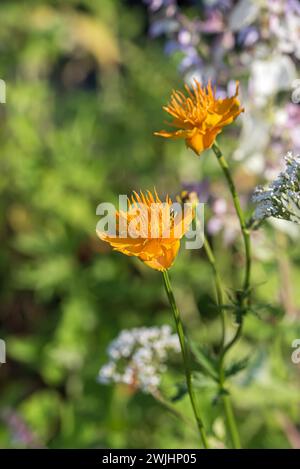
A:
[
  {"left": 179, "top": 47, "right": 203, "bottom": 73},
  {"left": 207, "top": 197, "right": 243, "bottom": 245},
  {"left": 215, "top": 80, "right": 237, "bottom": 99},
  {"left": 182, "top": 179, "right": 210, "bottom": 203},
  {"left": 1, "top": 408, "right": 44, "bottom": 448},
  {"left": 164, "top": 40, "right": 179, "bottom": 55},
  {"left": 199, "top": 10, "right": 224, "bottom": 34},
  {"left": 285, "top": 103, "right": 300, "bottom": 129},
  {"left": 144, "top": 0, "right": 176, "bottom": 12},
  {"left": 204, "top": 0, "right": 233, "bottom": 13},
  {"left": 286, "top": 105, "right": 300, "bottom": 151},
  {"left": 273, "top": 103, "right": 300, "bottom": 153},
  {"left": 237, "top": 26, "right": 259, "bottom": 47},
  {"left": 215, "top": 88, "right": 227, "bottom": 99},
  {"left": 268, "top": 0, "right": 300, "bottom": 59},
  {"left": 178, "top": 29, "right": 193, "bottom": 46},
  {"left": 268, "top": 0, "right": 300, "bottom": 15},
  {"left": 149, "top": 19, "right": 179, "bottom": 37},
  {"left": 287, "top": 0, "right": 300, "bottom": 15}
]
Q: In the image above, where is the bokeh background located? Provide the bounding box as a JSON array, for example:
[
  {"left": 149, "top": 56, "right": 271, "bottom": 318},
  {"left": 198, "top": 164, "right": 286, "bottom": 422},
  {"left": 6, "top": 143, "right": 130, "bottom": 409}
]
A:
[{"left": 0, "top": 0, "right": 300, "bottom": 449}]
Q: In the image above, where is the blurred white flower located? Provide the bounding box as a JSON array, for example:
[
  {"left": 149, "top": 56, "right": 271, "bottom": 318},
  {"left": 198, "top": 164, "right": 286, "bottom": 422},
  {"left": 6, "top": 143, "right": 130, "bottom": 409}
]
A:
[
  {"left": 229, "top": 0, "right": 259, "bottom": 32},
  {"left": 269, "top": 218, "right": 300, "bottom": 239},
  {"left": 98, "top": 326, "right": 180, "bottom": 394},
  {"left": 249, "top": 55, "right": 296, "bottom": 106},
  {"left": 234, "top": 112, "right": 270, "bottom": 169}
]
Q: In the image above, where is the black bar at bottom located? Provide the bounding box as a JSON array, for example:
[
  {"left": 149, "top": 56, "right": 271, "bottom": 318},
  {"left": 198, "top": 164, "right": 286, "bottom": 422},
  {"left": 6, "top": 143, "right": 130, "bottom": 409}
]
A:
[{"left": 0, "top": 448, "right": 298, "bottom": 466}]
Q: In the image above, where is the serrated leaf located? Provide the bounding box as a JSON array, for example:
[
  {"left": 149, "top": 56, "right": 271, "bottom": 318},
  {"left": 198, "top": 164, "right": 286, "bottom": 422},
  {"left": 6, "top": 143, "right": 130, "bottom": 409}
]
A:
[{"left": 224, "top": 356, "right": 250, "bottom": 378}]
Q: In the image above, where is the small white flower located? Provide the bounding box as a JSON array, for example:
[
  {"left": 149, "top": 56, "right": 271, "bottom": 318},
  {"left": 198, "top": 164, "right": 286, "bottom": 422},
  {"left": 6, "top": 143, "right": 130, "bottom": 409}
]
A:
[
  {"left": 252, "top": 152, "right": 300, "bottom": 225},
  {"left": 98, "top": 325, "right": 180, "bottom": 394},
  {"left": 98, "top": 363, "right": 116, "bottom": 384}
]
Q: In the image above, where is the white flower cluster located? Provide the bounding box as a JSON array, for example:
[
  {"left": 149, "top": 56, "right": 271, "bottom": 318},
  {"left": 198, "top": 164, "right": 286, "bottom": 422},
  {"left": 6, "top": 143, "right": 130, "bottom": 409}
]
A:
[
  {"left": 98, "top": 325, "right": 180, "bottom": 393},
  {"left": 252, "top": 152, "right": 300, "bottom": 224}
]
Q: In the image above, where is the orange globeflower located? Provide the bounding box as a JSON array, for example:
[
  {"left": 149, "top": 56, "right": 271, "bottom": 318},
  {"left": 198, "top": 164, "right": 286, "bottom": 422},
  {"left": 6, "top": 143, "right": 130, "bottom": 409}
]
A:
[
  {"left": 155, "top": 80, "right": 244, "bottom": 155},
  {"left": 97, "top": 190, "right": 193, "bottom": 271}
]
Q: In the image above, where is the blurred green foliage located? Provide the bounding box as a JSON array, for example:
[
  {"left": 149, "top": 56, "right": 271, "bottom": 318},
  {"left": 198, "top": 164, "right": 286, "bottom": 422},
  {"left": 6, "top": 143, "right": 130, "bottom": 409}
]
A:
[{"left": 0, "top": 0, "right": 300, "bottom": 449}]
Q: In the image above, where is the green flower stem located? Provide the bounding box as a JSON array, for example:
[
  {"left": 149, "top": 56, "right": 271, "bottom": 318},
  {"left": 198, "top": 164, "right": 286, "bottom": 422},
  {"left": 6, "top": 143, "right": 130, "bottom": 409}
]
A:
[
  {"left": 221, "top": 322, "right": 243, "bottom": 360},
  {"left": 203, "top": 236, "right": 226, "bottom": 349},
  {"left": 212, "top": 142, "right": 252, "bottom": 449},
  {"left": 218, "top": 335, "right": 242, "bottom": 449},
  {"left": 203, "top": 235, "right": 241, "bottom": 449},
  {"left": 212, "top": 142, "right": 251, "bottom": 295},
  {"left": 222, "top": 394, "right": 242, "bottom": 449},
  {"left": 162, "top": 269, "right": 209, "bottom": 449}
]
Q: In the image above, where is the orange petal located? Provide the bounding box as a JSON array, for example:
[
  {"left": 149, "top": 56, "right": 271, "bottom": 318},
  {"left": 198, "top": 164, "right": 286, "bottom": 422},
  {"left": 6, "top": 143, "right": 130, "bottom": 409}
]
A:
[
  {"left": 97, "top": 232, "right": 145, "bottom": 256},
  {"left": 143, "top": 241, "right": 180, "bottom": 271},
  {"left": 185, "top": 131, "right": 206, "bottom": 155}
]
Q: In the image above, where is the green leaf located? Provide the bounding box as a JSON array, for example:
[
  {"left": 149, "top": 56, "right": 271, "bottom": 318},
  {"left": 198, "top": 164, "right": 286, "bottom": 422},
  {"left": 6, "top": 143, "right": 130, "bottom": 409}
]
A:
[
  {"left": 212, "top": 387, "right": 230, "bottom": 405},
  {"left": 170, "top": 383, "right": 188, "bottom": 402},
  {"left": 224, "top": 356, "right": 250, "bottom": 378},
  {"left": 190, "top": 341, "right": 218, "bottom": 381}
]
